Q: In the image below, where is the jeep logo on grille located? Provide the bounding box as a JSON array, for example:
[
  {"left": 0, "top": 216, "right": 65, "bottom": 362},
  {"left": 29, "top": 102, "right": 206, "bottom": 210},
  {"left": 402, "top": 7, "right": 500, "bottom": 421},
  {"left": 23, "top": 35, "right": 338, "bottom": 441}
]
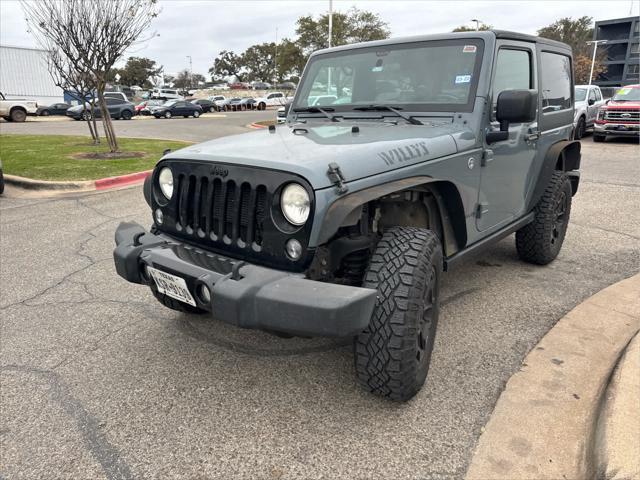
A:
[{"left": 210, "top": 166, "right": 229, "bottom": 178}]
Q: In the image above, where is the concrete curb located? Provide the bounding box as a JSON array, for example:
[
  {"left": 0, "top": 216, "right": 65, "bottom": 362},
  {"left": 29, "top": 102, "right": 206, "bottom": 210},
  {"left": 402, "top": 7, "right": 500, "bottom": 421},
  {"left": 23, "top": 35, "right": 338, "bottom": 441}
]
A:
[
  {"left": 248, "top": 122, "right": 267, "bottom": 129},
  {"left": 5, "top": 170, "right": 151, "bottom": 193},
  {"left": 466, "top": 273, "right": 640, "bottom": 480}
]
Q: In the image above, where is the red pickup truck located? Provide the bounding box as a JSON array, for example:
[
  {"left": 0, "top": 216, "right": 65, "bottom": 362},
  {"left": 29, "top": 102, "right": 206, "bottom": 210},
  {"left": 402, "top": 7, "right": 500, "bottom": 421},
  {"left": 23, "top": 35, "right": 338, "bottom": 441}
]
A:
[{"left": 594, "top": 84, "right": 640, "bottom": 142}]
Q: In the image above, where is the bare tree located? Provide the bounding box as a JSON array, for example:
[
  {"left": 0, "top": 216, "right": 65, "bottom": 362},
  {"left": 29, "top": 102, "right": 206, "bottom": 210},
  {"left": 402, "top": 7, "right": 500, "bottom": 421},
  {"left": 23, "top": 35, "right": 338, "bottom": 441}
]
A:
[
  {"left": 47, "top": 48, "right": 100, "bottom": 144},
  {"left": 22, "top": 0, "right": 159, "bottom": 152}
]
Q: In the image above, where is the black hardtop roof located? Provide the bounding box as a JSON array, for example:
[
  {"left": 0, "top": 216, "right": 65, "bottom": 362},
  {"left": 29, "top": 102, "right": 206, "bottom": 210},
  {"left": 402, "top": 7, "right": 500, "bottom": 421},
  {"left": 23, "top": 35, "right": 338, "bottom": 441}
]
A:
[{"left": 312, "top": 30, "right": 572, "bottom": 57}]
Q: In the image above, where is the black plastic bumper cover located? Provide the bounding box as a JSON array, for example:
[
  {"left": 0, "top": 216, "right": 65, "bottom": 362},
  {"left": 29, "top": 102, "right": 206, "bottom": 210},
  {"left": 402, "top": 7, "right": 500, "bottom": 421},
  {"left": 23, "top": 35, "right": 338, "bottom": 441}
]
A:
[{"left": 113, "top": 222, "right": 377, "bottom": 337}]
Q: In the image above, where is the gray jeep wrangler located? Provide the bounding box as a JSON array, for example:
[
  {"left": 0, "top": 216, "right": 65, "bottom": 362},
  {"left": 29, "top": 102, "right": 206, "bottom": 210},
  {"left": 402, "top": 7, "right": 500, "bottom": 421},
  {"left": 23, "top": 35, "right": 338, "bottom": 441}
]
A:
[{"left": 114, "top": 31, "right": 580, "bottom": 401}]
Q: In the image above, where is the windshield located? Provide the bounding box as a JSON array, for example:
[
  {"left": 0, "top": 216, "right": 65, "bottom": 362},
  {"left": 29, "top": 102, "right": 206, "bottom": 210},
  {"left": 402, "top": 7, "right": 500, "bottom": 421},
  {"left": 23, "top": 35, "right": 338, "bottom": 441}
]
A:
[
  {"left": 613, "top": 87, "right": 640, "bottom": 102},
  {"left": 574, "top": 88, "right": 587, "bottom": 102},
  {"left": 294, "top": 39, "right": 484, "bottom": 113}
]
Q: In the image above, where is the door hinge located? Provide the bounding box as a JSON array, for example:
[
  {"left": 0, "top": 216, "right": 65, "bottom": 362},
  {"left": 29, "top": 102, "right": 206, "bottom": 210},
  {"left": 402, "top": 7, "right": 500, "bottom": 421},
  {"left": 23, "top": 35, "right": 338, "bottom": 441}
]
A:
[
  {"left": 327, "top": 162, "right": 349, "bottom": 194},
  {"left": 481, "top": 149, "right": 494, "bottom": 167},
  {"left": 476, "top": 203, "right": 489, "bottom": 219}
]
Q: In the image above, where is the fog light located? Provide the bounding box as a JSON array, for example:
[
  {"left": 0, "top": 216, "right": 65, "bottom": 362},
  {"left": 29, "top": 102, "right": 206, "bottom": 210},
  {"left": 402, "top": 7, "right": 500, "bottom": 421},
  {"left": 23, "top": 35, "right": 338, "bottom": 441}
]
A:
[
  {"left": 197, "top": 284, "right": 211, "bottom": 304},
  {"left": 155, "top": 208, "right": 163, "bottom": 225},
  {"left": 285, "top": 239, "right": 302, "bottom": 260}
]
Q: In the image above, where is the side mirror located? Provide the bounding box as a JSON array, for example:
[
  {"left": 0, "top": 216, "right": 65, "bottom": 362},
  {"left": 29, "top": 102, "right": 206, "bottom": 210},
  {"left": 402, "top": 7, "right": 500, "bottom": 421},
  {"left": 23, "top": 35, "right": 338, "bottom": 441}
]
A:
[
  {"left": 588, "top": 98, "right": 595, "bottom": 106},
  {"left": 487, "top": 89, "right": 538, "bottom": 144}
]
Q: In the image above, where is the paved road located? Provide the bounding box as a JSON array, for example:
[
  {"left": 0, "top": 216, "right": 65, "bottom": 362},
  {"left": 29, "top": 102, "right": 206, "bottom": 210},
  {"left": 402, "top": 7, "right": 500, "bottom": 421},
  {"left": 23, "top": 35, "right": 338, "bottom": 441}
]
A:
[
  {"left": 1, "top": 136, "right": 639, "bottom": 479},
  {"left": 0, "top": 110, "right": 274, "bottom": 143}
]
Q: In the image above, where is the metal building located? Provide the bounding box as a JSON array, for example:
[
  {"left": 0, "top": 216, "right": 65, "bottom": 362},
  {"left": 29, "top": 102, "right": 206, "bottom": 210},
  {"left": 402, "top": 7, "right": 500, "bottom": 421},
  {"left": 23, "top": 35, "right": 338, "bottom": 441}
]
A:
[
  {"left": 0, "top": 45, "right": 64, "bottom": 104},
  {"left": 593, "top": 16, "right": 640, "bottom": 87}
]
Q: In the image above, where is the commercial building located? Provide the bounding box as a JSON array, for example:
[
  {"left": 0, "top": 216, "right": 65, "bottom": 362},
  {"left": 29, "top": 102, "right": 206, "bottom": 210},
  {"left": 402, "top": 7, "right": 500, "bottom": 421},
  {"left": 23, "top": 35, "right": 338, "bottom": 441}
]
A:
[
  {"left": 593, "top": 16, "right": 640, "bottom": 87},
  {"left": 0, "top": 45, "right": 64, "bottom": 105}
]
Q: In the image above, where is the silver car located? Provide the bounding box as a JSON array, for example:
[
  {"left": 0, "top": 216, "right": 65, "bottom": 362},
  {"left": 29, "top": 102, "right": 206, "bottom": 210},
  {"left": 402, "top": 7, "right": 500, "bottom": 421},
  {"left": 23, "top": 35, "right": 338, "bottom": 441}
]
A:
[{"left": 573, "top": 85, "right": 606, "bottom": 139}]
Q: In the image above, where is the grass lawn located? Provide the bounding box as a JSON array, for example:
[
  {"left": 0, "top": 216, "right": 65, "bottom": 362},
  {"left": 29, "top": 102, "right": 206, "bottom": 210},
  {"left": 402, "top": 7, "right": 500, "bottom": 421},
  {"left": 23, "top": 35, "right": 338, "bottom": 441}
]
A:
[{"left": 0, "top": 134, "right": 191, "bottom": 181}]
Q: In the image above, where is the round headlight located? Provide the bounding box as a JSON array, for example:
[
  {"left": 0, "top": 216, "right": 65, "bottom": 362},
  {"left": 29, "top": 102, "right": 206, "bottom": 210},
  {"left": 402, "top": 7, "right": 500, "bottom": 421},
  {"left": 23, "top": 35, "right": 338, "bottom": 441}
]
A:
[
  {"left": 281, "top": 183, "right": 310, "bottom": 226},
  {"left": 158, "top": 167, "right": 174, "bottom": 199}
]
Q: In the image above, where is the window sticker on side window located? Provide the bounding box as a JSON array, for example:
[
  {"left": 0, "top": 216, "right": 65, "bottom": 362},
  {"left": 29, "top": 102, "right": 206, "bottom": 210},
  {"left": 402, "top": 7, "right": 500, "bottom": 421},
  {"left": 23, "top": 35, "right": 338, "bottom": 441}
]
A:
[
  {"left": 463, "top": 45, "right": 477, "bottom": 53},
  {"left": 455, "top": 75, "right": 472, "bottom": 84}
]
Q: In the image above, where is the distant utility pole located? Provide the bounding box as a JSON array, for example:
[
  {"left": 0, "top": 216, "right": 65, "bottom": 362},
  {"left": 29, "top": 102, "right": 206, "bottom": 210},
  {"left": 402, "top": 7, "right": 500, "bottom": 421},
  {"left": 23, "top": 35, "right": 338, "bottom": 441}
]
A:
[
  {"left": 328, "top": 0, "right": 333, "bottom": 47},
  {"left": 186, "top": 55, "right": 192, "bottom": 88},
  {"left": 471, "top": 18, "right": 482, "bottom": 31},
  {"left": 274, "top": 26, "right": 278, "bottom": 84},
  {"left": 586, "top": 40, "right": 607, "bottom": 86}
]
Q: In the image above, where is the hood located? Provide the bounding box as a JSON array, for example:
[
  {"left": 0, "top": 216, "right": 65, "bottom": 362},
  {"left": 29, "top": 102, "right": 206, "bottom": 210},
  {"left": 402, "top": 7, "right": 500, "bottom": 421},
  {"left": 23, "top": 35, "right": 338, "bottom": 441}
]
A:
[
  {"left": 164, "top": 121, "right": 467, "bottom": 189},
  {"left": 605, "top": 100, "right": 640, "bottom": 109}
]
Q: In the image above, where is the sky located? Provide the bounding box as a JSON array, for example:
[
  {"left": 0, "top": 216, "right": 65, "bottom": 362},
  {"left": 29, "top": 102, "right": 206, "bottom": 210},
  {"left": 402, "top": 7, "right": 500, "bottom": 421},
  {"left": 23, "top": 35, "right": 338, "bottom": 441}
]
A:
[{"left": 1, "top": 0, "right": 638, "bottom": 77}]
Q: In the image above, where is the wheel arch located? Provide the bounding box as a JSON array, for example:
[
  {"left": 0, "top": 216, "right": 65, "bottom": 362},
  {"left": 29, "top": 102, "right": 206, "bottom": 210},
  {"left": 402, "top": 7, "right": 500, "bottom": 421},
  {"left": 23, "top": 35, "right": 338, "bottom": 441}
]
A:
[
  {"left": 526, "top": 140, "right": 581, "bottom": 213},
  {"left": 317, "top": 177, "right": 467, "bottom": 257}
]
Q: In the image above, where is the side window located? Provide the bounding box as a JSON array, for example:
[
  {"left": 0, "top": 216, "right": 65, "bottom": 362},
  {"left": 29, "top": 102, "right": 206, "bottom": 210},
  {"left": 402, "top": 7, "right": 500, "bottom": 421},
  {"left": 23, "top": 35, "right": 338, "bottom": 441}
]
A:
[
  {"left": 274, "top": 93, "right": 282, "bottom": 98},
  {"left": 540, "top": 52, "right": 572, "bottom": 113},
  {"left": 492, "top": 48, "right": 532, "bottom": 118},
  {"left": 106, "top": 98, "right": 119, "bottom": 105},
  {"left": 267, "top": 93, "right": 275, "bottom": 99},
  {"left": 594, "top": 89, "right": 602, "bottom": 101},
  {"left": 589, "top": 89, "right": 597, "bottom": 102}
]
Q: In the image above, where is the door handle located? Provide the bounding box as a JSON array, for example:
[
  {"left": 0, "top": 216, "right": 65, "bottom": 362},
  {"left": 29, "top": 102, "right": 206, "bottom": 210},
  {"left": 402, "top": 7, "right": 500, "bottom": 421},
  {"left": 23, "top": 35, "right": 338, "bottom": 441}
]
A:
[{"left": 526, "top": 130, "right": 540, "bottom": 142}]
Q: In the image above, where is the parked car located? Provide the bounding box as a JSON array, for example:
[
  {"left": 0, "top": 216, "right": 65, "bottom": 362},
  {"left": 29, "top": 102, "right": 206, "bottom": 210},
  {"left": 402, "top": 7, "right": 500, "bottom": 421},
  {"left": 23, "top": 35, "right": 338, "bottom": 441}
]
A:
[
  {"left": 211, "top": 84, "right": 230, "bottom": 90},
  {"left": 573, "top": 85, "right": 606, "bottom": 139},
  {"left": 239, "top": 98, "right": 257, "bottom": 110},
  {"left": 594, "top": 84, "right": 640, "bottom": 142},
  {"left": 276, "top": 106, "right": 286, "bottom": 123},
  {"left": 104, "top": 91, "right": 129, "bottom": 102},
  {"left": 114, "top": 31, "right": 581, "bottom": 401},
  {"left": 254, "top": 91, "right": 287, "bottom": 110},
  {"left": 0, "top": 91, "right": 38, "bottom": 122},
  {"left": 276, "top": 82, "right": 297, "bottom": 90},
  {"left": 207, "top": 95, "right": 226, "bottom": 110},
  {"left": 217, "top": 97, "right": 242, "bottom": 111},
  {"left": 152, "top": 100, "right": 203, "bottom": 119},
  {"left": 139, "top": 100, "right": 164, "bottom": 116},
  {"left": 150, "top": 88, "right": 183, "bottom": 101},
  {"left": 191, "top": 99, "right": 216, "bottom": 113},
  {"left": 251, "top": 82, "right": 271, "bottom": 90},
  {"left": 66, "top": 98, "right": 135, "bottom": 120},
  {"left": 36, "top": 103, "right": 70, "bottom": 116},
  {"left": 229, "top": 82, "right": 250, "bottom": 90},
  {"left": 0, "top": 159, "right": 4, "bottom": 195}
]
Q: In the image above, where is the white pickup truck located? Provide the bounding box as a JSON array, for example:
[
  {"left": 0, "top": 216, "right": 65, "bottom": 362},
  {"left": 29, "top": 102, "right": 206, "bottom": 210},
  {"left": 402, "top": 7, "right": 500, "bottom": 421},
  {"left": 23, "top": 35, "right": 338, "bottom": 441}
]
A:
[
  {"left": 573, "top": 84, "right": 607, "bottom": 139},
  {"left": 254, "top": 91, "right": 287, "bottom": 110},
  {"left": 0, "top": 92, "right": 38, "bottom": 122}
]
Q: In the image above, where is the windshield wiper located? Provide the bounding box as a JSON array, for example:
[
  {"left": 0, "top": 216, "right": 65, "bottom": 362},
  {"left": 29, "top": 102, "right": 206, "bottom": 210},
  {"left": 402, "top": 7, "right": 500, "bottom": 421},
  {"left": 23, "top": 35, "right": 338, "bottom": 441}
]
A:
[
  {"left": 292, "top": 106, "right": 341, "bottom": 122},
  {"left": 352, "top": 105, "right": 423, "bottom": 125}
]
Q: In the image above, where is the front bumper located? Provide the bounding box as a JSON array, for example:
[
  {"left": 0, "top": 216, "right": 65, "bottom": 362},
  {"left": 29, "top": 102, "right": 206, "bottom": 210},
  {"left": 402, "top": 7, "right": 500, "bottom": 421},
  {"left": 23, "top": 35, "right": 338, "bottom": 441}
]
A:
[
  {"left": 594, "top": 122, "right": 640, "bottom": 136},
  {"left": 113, "top": 222, "right": 377, "bottom": 337}
]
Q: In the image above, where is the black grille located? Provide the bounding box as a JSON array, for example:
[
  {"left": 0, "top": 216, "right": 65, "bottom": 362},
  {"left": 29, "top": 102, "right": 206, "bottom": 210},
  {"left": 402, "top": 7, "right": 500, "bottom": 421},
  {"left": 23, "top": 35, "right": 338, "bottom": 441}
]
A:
[{"left": 175, "top": 174, "right": 269, "bottom": 248}]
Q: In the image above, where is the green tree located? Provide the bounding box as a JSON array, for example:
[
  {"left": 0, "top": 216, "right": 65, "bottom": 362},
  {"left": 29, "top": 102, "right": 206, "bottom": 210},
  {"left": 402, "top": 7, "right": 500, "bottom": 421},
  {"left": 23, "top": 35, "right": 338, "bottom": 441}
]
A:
[
  {"left": 173, "top": 69, "right": 205, "bottom": 89},
  {"left": 242, "top": 42, "right": 276, "bottom": 82},
  {"left": 209, "top": 50, "right": 243, "bottom": 81},
  {"left": 295, "top": 7, "right": 390, "bottom": 57},
  {"left": 276, "top": 38, "right": 306, "bottom": 82},
  {"left": 116, "top": 57, "right": 162, "bottom": 88},
  {"left": 537, "top": 16, "right": 604, "bottom": 83},
  {"left": 452, "top": 23, "right": 493, "bottom": 32}
]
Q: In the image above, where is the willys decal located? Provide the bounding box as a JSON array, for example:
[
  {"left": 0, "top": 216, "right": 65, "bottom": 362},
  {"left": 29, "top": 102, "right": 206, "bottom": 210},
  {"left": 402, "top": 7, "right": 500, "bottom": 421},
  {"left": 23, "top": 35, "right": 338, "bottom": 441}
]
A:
[{"left": 378, "top": 141, "right": 430, "bottom": 166}]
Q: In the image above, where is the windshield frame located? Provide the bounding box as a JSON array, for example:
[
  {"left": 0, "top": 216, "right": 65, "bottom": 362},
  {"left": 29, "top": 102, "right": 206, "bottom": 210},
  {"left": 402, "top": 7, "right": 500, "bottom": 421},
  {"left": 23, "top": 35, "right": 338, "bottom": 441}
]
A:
[{"left": 292, "top": 38, "right": 485, "bottom": 115}]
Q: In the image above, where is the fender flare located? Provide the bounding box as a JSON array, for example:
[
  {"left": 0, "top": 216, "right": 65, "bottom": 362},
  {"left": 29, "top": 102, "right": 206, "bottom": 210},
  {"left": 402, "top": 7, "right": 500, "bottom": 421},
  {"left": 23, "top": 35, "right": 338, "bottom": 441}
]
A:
[
  {"left": 316, "top": 177, "right": 467, "bottom": 256},
  {"left": 526, "top": 140, "right": 580, "bottom": 213}
]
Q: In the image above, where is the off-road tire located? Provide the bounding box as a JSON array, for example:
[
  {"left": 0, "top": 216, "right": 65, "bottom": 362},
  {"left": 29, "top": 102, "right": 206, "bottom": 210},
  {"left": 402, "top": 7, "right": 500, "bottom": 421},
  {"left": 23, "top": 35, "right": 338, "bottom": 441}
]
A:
[
  {"left": 10, "top": 108, "right": 27, "bottom": 122},
  {"left": 355, "top": 227, "right": 442, "bottom": 402},
  {"left": 149, "top": 284, "right": 206, "bottom": 314},
  {"left": 593, "top": 134, "right": 605, "bottom": 143},
  {"left": 516, "top": 171, "right": 572, "bottom": 265},
  {"left": 574, "top": 117, "right": 585, "bottom": 140}
]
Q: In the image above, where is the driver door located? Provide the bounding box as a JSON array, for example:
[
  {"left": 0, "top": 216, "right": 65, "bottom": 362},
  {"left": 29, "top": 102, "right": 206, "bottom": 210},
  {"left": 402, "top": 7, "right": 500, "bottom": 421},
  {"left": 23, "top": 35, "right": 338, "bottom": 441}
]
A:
[{"left": 476, "top": 41, "right": 539, "bottom": 232}]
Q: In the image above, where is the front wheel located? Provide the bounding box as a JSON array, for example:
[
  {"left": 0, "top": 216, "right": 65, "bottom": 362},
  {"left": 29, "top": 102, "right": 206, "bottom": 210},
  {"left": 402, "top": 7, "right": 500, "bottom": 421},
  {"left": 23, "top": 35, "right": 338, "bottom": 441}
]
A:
[
  {"left": 164, "top": 111, "right": 172, "bottom": 119},
  {"left": 258, "top": 102, "right": 266, "bottom": 110},
  {"left": 355, "top": 227, "right": 442, "bottom": 402},
  {"left": 193, "top": 110, "right": 200, "bottom": 118},
  {"left": 10, "top": 109, "right": 27, "bottom": 122},
  {"left": 516, "top": 171, "right": 572, "bottom": 265},
  {"left": 41, "top": 110, "right": 50, "bottom": 116},
  {"left": 121, "top": 110, "right": 132, "bottom": 120}
]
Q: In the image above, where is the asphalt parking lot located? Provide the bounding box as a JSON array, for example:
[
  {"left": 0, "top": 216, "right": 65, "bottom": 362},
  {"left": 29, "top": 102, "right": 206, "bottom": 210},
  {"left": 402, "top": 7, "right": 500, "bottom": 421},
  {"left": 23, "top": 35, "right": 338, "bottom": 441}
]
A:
[
  {"left": 0, "top": 110, "right": 275, "bottom": 143},
  {"left": 1, "top": 132, "right": 639, "bottom": 479}
]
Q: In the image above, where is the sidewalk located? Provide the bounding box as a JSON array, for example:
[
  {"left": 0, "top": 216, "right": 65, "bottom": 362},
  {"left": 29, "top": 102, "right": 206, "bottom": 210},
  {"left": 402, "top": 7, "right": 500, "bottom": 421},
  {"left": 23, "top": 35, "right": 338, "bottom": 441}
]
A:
[{"left": 466, "top": 273, "right": 640, "bottom": 480}]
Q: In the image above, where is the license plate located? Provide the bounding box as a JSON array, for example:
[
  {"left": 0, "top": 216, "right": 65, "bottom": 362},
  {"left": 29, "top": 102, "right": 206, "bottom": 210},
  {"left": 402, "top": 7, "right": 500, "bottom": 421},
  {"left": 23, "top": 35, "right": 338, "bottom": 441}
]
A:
[{"left": 147, "top": 267, "right": 196, "bottom": 306}]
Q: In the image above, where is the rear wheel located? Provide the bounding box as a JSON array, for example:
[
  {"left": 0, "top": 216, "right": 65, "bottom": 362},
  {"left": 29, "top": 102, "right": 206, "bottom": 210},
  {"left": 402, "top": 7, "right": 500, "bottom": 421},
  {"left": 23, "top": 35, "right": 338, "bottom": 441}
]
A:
[
  {"left": 41, "top": 110, "right": 50, "bottom": 116},
  {"left": 516, "top": 171, "right": 572, "bottom": 265},
  {"left": 574, "top": 117, "right": 586, "bottom": 140},
  {"left": 259, "top": 102, "right": 266, "bottom": 110},
  {"left": 355, "top": 227, "right": 442, "bottom": 402},
  {"left": 10, "top": 108, "right": 27, "bottom": 122},
  {"left": 164, "top": 111, "right": 172, "bottom": 119}
]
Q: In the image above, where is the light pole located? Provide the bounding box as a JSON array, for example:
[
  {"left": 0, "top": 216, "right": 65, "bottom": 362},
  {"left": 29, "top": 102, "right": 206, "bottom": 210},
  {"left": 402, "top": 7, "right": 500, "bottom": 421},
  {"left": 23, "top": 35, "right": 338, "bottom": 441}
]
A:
[
  {"left": 186, "top": 55, "right": 193, "bottom": 89},
  {"left": 471, "top": 18, "right": 482, "bottom": 31},
  {"left": 586, "top": 40, "right": 607, "bottom": 86},
  {"left": 328, "top": 0, "right": 333, "bottom": 47},
  {"left": 274, "top": 26, "right": 278, "bottom": 85}
]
